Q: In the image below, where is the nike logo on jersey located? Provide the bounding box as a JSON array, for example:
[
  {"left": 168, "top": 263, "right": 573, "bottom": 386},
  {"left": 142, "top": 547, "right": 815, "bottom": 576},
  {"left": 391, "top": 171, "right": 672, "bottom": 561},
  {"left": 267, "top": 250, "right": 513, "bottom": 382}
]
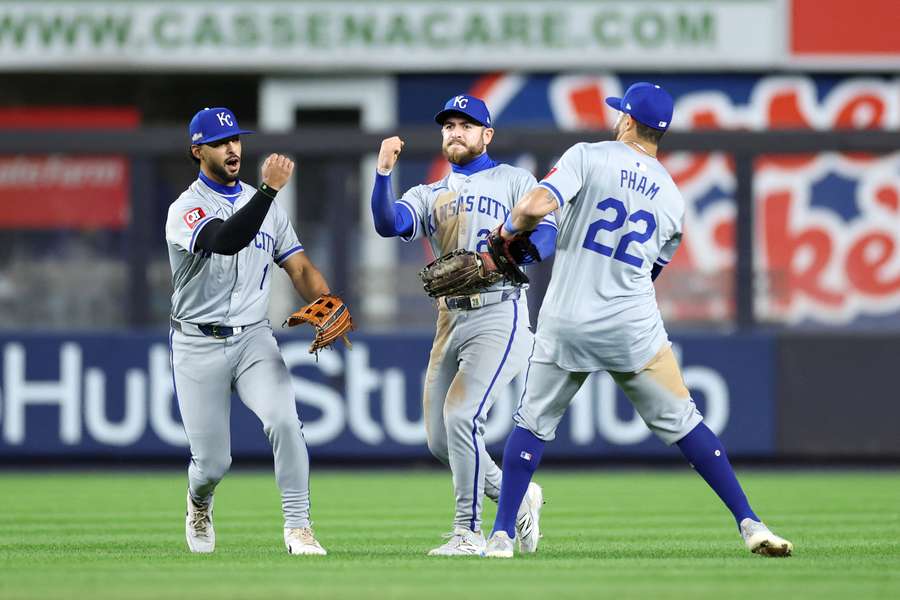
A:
[{"left": 620, "top": 169, "right": 660, "bottom": 199}]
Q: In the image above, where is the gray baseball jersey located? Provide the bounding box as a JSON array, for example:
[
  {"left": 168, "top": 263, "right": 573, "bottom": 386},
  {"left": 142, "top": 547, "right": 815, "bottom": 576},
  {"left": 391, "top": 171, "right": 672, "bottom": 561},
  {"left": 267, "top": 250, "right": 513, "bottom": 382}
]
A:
[
  {"left": 514, "top": 141, "right": 702, "bottom": 447},
  {"left": 395, "top": 162, "right": 545, "bottom": 532},
  {"left": 165, "top": 175, "right": 312, "bottom": 530},
  {"left": 536, "top": 141, "right": 684, "bottom": 373},
  {"left": 166, "top": 179, "right": 304, "bottom": 326},
  {"left": 398, "top": 165, "right": 555, "bottom": 295}
]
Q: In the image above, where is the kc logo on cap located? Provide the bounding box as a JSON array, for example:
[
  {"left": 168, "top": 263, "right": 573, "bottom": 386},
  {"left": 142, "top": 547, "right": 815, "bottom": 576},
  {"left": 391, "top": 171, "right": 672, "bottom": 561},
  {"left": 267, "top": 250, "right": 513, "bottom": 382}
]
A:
[
  {"left": 435, "top": 94, "right": 492, "bottom": 127},
  {"left": 188, "top": 107, "right": 254, "bottom": 145},
  {"left": 215, "top": 111, "right": 233, "bottom": 127}
]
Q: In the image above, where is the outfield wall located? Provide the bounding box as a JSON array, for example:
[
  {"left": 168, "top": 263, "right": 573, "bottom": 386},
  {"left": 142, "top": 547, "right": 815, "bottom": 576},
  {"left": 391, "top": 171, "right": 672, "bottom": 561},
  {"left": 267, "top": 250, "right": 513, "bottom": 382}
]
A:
[{"left": 0, "top": 331, "right": 895, "bottom": 461}]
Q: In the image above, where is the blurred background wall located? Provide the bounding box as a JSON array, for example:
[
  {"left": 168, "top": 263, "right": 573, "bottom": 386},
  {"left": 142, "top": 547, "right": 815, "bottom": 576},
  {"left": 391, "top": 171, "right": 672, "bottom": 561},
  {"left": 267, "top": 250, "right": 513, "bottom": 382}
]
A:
[{"left": 0, "top": 0, "right": 898, "bottom": 462}]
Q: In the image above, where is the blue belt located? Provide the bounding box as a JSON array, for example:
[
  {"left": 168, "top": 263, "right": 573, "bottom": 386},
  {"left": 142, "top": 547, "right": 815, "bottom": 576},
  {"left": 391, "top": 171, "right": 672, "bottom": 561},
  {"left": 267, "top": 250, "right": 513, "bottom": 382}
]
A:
[
  {"left": 444, "top": 288, "right": 521, "bottom": 311},
  {"left": 197, "top": 324, "right": 243, "bottom": 338},
  {"left": 170, "top": 318, "right": 247, "bottom": 338}
]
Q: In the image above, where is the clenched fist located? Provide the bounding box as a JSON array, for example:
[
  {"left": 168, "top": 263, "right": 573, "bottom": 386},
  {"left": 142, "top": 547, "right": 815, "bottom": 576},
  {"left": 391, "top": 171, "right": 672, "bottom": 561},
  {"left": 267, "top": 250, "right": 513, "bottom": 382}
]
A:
[
  {"left": 261, "top": 154, "right": 294, "bottom": 190},
  {"left": 377, "top": 137, "right": 404, "bottom": 173}
]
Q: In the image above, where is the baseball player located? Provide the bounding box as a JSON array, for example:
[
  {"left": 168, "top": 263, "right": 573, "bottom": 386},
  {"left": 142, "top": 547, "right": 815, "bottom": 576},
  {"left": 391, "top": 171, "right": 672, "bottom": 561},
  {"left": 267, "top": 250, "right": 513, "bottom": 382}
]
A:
[
  {"left": 370, "top": 95, "right": 556, "bottom": 555},
  {"left": 483, "top": 83, "right": 793, "bottom": 558},
  {"left": 166, "top": 107, "right": 329, "bottom": 556}
]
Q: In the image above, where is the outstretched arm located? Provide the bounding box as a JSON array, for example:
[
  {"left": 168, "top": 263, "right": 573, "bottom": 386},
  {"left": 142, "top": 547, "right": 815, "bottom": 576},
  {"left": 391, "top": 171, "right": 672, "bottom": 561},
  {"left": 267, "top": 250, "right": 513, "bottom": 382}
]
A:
[{"left": 501, "top": 187, "right": 559, "bottom": 239}]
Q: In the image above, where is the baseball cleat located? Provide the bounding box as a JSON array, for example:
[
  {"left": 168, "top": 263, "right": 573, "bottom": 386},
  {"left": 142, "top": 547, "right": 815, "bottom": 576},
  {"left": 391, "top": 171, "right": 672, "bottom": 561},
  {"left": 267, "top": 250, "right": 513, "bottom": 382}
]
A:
[
  {"left": 427, "top": 527, "right": 485, "bottom": 556},
  {"left": 484, "top": 531, "right": 515, "bottom": 558},
  {"left": 185, "top": 492, "right": 215, "bottom": 553},
  {"left": 740, "top": 518, "right": 793, "bottom": 557},
  {"left": 516, "top": 482, "right": 544, "bottom": 553},
  {"left": 284, "top": 527, "right": 327, "bottom": 556}
]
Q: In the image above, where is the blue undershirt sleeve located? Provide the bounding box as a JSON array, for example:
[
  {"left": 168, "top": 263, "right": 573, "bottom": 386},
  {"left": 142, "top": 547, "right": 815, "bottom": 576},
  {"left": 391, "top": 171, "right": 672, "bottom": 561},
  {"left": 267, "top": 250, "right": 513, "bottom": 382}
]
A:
[
  {"left": 518, "top": 222, "right": 557, "bottom": 264},
  {"left": 371, "top": 172, "right": 414, "bottom": 238}
]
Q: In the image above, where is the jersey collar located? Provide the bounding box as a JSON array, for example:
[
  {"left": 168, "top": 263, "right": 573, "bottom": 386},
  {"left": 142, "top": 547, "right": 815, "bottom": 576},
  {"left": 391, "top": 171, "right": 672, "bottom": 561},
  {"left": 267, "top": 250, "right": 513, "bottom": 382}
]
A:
[
  {"left": 198, "top": 170, "right": 243, "bottom": 202},
  {"left": 449, "top": 152, "right": 497, "bottom": 176}
]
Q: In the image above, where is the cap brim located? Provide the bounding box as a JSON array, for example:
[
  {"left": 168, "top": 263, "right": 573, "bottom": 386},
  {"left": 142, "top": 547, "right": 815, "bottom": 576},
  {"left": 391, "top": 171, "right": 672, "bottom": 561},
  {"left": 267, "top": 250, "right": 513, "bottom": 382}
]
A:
[
  {"left": 605, "top": 97, "right": 623, "bottom": 111},
  {"left": 194, "top": 129, "right": 255, "bottom": 145},
  {"left": 434, "top": 109, "right": 487, "bottom": 127}
]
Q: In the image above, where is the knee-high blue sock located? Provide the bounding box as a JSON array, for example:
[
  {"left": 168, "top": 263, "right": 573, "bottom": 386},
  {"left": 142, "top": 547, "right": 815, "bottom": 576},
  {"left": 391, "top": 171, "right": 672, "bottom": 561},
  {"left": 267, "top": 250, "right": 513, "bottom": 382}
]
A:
[
  {"left": 676, "top": 422, "right": 758, "bottom": 528},
  {"left": 492, "top": 426, "right": 545, "bottom": 539}
]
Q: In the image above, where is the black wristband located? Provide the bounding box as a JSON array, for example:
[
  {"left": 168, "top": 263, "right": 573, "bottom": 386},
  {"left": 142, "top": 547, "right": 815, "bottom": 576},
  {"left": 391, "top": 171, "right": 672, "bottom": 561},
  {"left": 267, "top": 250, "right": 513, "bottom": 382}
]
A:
[{"left": 259, "top": 182, "right": 279, "bottom": 199}]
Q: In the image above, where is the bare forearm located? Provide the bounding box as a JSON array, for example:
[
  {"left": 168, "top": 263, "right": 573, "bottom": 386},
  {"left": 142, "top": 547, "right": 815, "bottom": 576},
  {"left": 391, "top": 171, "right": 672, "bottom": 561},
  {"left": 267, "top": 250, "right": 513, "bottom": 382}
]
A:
[
  {"left": 508, "top": 205, "right": 544, "bottom": 236},
  {"left": 502, "top": 187, "right": 558, "bottom": 238},
  {"left": 290, "top": 266, "right": 330, "bottom": 302}
]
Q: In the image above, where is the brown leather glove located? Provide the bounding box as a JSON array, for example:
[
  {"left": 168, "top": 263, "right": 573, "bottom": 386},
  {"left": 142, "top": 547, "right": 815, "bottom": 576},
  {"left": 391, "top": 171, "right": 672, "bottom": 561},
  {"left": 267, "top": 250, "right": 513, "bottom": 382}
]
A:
[{"left": 284, "top": 293, "right": 354, "bottom": 354}]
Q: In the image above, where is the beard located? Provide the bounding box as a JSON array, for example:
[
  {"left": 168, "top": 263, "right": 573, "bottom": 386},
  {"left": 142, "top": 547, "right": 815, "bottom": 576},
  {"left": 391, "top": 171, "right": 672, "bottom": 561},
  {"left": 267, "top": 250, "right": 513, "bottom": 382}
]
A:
[
  {"left": 442, "top": 139, "right": 485, "bottom": 165},
  {"left": 613, "top": 118, "right": 625, "bottom": 141},
  {"left": 207, "top": 156, "right": 240, "bottom": 183}
]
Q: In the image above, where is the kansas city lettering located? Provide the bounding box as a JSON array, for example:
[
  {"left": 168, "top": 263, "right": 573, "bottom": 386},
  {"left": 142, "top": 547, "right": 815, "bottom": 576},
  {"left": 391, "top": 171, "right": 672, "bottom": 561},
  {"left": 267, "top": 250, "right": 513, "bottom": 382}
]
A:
[
  {"left": 252, "top": 231, "right": 277, "bottom": 256},
  {"left": 432, "top": 194, "right": 509, "bottom": 224},
  {"left": 620, "top": 169, "right": 660, "bottom": 199}
]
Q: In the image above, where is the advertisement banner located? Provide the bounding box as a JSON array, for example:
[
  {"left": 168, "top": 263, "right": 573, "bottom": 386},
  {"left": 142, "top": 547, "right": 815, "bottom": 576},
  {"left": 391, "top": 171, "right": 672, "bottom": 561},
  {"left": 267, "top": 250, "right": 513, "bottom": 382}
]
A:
[
  {"left": 0, "top": 1, "right": 780, "bottom": 72},
  {"left": 395, "top": 72, "right": 900, "bottom": 328},
  {"left": 791, "top": 0, "right": 900, "bottom": 68},
  {"left": 0, "top": 332, "right": 775, "bottom": 460},
  {"left": 0, "top": 107, "right": 137, "bottom": 229}
]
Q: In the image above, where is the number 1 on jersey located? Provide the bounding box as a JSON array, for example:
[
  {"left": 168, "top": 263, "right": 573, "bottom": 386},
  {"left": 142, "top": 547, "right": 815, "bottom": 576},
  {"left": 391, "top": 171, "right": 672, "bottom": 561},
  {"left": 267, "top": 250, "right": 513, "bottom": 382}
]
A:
[{"left": 582, "top": 197, "right": 656, "bottom": 268}]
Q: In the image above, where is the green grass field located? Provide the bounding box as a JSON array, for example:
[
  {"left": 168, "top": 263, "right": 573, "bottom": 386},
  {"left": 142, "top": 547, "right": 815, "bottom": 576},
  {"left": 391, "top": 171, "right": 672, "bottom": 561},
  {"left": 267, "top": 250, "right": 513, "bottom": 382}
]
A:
[{"left": 1, "top": 469, "right": 898, "bottom": 599}]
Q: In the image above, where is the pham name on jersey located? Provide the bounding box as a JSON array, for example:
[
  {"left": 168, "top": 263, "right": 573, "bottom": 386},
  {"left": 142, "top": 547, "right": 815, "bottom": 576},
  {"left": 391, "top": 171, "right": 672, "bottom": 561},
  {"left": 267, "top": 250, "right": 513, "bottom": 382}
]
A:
[{"left": 619, "top": 169, "right": 660, "bottom": 200}]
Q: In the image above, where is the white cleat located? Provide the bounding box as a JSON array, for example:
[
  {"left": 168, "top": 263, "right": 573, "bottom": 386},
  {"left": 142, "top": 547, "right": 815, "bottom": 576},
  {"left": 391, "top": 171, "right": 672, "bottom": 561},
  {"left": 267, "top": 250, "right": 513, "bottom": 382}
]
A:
[
  {"left": 284, "top": 527, "right": 327, "bottom": 556},
  {"left": 516, "top": 482, "right": 544, "bottom": 553},
  {"left": 740, "top": 518, "right": 793, "bottom": 557},
  {"left": 427, "top": 527, "right": 485, "bottom": 556},
  {"left": 185, "top": 492, "right": 215, "bottom": 554},
  {"left": 484, "top": 531, "right": 515, "bottom": 559}
]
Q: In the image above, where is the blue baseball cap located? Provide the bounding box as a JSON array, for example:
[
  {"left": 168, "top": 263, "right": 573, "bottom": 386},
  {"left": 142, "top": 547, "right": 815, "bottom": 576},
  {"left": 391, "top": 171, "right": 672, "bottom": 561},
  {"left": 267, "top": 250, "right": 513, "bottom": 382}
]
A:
[
  {"left": 189, "top": 107, "right": 254, "bottom": 145},
  {"left": 434, "top": 94, "right": 492, "bottom": 127},
  {"left": 605, "top": 82, "right": 674, "bottom": 131}
]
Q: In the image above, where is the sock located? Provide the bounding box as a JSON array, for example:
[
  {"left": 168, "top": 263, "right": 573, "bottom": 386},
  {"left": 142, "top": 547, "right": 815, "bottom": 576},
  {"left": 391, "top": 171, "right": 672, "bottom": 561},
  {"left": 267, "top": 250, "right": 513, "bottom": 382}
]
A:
[
  {"left": 492, "top": 426, "right": 545, "bottom": 539},
  {"left": 676, "top": 422, "right": 759, "bottom": 528}
]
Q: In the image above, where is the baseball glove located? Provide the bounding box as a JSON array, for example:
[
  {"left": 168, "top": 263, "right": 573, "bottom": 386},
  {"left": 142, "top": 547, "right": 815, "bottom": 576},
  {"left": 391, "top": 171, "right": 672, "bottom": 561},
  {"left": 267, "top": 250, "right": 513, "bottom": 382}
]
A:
[
  {"left": 486, "top": 226, "right": 541, "bottom": 281},
  {"left": 419, "top": 249, "right": 503, "bottom": 298},
  {"left": 418, "top": 230, "right": 536, "bottom": 298},
  {"left": 284, "top": 293, "right": 354, "bottom": 355}
]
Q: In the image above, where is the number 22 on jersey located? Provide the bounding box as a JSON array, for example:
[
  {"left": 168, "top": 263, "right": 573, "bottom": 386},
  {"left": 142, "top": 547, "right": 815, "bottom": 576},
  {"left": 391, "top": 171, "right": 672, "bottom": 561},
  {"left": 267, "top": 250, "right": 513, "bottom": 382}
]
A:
[{"left": 581, "top": 197, "right": 656, "bottom": 268}]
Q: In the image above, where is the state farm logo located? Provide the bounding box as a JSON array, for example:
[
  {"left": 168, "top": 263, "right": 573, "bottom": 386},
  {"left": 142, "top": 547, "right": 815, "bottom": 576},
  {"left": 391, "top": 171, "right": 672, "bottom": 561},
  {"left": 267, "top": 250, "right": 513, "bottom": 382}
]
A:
[
  {"left": 0, "top": 156, "right": 124, "bottom": 187},
  {"left": 183, "top": 207, "right": 206, "bottom": 229}
]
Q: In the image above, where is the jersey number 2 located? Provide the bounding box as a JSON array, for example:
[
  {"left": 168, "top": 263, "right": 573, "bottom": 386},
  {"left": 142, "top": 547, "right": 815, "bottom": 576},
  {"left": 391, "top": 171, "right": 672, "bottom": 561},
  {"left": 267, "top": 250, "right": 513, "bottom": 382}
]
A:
[{"left": 582, "top": 197, "right": 656, "bottom": 268}]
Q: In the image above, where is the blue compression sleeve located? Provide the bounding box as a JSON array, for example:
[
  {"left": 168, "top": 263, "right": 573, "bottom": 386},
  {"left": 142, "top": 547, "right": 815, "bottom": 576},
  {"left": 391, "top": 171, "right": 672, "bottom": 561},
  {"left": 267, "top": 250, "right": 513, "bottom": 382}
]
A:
[
  {"left": 676, "top": 422, "right": 759, "bottom": 528},
  {"left": 371, "top": 172, "right": 414, "bottom": 238},
  {"left": 651, "top": 264, "right": 663, "bottom": 281},
  {"left": 520, "top": 222, "right": 557, "bottom": 264}
]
